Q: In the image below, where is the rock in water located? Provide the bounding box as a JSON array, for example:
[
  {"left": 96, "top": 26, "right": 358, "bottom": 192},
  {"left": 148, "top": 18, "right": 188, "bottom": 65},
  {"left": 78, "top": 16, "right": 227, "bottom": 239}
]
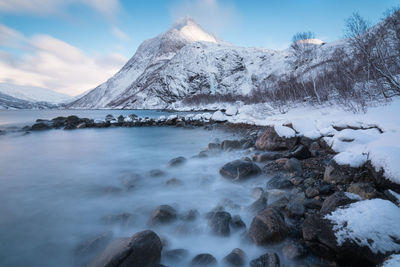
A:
[
  {"left": 208, "top": 211, "right": 232, "bottom": 236},
  {"left": 255, "top": 126, "right": 297, "bottom": 151},
  {"left": 168, "top": 156, "right": 187, "bottom": 167},
  {"left": 250, "top": 252, "right": 280, "bottom": 267},
  {"left": 223, "top": 248, "right": 246, "bottom": 266},
  {"left": 219, "top": 160, "right": 261, "bottom": 181},
  {"left": 147, "top": 205, "right": 177, "bottom": 226},
  {"left": 249, "top": 208, "right": 287, "bottom": 244},
  {"left": 89, "top": 230, "right": 162, "bottom": 267},
  {"left": 191, "top": 253, "right": 217, "bottom": 266},
  {"left": 221, "top": 140, "right": 242, "bottom": 150}
]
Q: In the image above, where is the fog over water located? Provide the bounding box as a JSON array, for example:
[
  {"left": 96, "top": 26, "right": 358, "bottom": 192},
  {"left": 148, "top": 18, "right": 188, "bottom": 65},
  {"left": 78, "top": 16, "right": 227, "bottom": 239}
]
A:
[{"left": 0, "top": 110, "right": 287, "bottom": 267}]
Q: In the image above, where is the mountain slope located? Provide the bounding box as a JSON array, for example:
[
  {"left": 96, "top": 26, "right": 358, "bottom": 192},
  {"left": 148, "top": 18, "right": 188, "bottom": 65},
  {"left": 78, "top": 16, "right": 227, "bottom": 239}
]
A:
[
  {"left": 0, "top": 83, "right": 71, "bottom": 104},
  {"left": 67, "top": 17, "right": 346, "bottom": 109},
  {"left": 0, "top": 92, "right": 56, "bottom": 109},
  {"left": 68, "top": 17, "right": 220, "bottom": 109}
]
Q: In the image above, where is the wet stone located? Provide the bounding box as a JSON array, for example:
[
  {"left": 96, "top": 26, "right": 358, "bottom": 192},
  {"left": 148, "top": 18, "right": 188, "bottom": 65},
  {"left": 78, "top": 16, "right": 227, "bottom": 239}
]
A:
[
  {"left": 250, "top": 252, "right": 280, "bottom": 267},
  {"left": 230, "top": 215, "right": 246, "bottom": 230},
  {"left": 223, "top": 248, "right": 247, "bottom": 267},
  {"left": 208, "top": 211, "right": 232, "bottom": 236},
  {"left": 147, "top": 205, "right": 177, "bottom": 226},
  {"left": 191, "top": 253, "right": 217, "bottom": 266}
]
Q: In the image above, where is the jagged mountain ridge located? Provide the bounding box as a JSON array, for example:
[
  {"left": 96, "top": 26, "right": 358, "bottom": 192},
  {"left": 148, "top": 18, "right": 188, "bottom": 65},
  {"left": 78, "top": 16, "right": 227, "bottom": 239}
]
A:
[{"left": 68, "top": 17, "right": 344, "bottom": 109}]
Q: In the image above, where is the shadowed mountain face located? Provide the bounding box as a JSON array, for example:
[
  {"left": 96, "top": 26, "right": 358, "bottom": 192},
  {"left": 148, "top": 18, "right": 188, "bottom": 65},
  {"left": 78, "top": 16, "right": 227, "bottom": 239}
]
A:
[{"left": 67, "top": 17, "right": 344, "bottom": 110}]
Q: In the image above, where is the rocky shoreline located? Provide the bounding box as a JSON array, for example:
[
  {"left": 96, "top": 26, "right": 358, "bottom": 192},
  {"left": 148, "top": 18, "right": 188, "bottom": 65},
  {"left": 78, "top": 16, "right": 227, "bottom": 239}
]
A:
[{"left": 10, "top": 113, "right": 400, "bottom": 266}]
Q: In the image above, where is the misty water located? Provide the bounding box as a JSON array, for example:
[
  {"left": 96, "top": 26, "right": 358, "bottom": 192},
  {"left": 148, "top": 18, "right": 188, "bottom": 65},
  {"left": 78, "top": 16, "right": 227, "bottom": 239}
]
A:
[{"left": 0, "top": 110, "right": 289, "bottom": 267}]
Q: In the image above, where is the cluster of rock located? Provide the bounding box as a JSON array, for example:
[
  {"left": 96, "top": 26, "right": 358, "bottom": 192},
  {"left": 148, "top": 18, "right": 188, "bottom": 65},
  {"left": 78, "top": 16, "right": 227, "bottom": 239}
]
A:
[
  {"left": 26, "top": 113, "right": 218, "bottom": 132},
  {"left": 211, "top": 125, "right": 400, "bottom": 266}
]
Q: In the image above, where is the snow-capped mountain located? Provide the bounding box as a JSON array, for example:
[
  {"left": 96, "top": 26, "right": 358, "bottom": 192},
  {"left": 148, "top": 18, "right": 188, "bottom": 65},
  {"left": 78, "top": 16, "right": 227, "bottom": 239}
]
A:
[
  {"left": 0, "top": 83, "right": 72, "bottom": 104},
  {"left": 67, "top": 17, "right": 340, "bottom": 109}
]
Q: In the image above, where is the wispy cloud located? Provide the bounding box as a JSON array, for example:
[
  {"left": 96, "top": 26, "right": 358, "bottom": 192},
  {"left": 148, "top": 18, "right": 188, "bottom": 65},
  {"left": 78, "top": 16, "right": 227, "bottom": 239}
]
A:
[
  {"left": 111, "top": 26, "right": 129, "bottom": 41},
  {"left": 169, "top": 0, "right": 240, "bottom": 33},
  {"left": 0, "top": 0, "right": 121, "bottom": 19},
  {"left": 0, "top": 24, "right": 127, "bottom": 96}
]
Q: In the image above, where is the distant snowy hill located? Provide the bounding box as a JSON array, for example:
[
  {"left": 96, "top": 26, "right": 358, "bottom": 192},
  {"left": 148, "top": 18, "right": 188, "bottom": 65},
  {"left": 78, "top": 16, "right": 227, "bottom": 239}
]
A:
[
  {"left": 0, "top": 92, "right": 56, "bottom": 110},
  {"left": 66, "top": 17, "right": 347, "bottom": 109},
  {"left": 0, "top": 83, "right": 71, "bottom": 104}
]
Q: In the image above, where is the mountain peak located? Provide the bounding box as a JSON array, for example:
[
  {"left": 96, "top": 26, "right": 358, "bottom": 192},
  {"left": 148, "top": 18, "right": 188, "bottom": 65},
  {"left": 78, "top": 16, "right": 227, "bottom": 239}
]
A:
[{"left": 168, "top": 16, "right": 218, "bottom": 44}]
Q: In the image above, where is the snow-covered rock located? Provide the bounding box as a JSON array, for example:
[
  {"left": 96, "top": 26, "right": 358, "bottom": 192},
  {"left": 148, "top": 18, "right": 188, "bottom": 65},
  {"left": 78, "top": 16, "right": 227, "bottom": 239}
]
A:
[
  {"left": 211, "top": 110, "right": 227, "bottom": 122},
  {"left": 225, "top": 106, "right": 238, "bottom": 116},
  {"left": 382, "top": 254, "right": 400, "bottom": 267},
  {"left": 303, "top": 199, "right": 400, "bottom": 265}
]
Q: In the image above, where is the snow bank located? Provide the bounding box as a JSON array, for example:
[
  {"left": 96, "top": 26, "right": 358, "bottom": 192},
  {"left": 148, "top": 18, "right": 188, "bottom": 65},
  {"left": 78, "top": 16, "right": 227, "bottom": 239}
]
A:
[
  {"left": 209, "top": 99, "right": 400, "bottom": 184},
  {"left": 382, "top": 254, "right": 400, "bottom": 267},
  {"left": 333, "top": 152, "right": 368, "bottom": 168},
  {"left": 325, "top": 199, "right": 400, "bottom": 254},
  {"left": 274, "top": 125, "right": 296, "bottom": 138}
]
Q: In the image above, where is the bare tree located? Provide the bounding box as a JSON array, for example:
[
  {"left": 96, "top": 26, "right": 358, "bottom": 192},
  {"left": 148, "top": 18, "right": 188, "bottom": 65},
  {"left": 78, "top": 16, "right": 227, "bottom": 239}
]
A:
[
  {"left": 345, "top": 10, "right": 400, "bottom": 98},
  {"left": 290, "top": 31, "right": 322, "bottom": 103}
]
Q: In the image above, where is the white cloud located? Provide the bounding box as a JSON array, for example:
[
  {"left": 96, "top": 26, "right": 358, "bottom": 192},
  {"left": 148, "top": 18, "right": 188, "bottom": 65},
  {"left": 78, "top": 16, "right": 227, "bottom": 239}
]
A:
[
  {"left": 0, "top": 0, "right": 121, "bottom": 18},
  {"left": 111, "top": 26, "right": 129, "bottom": 41},
  {"left": 0, "top": 24, "right": 26, "bottom": 47},
  {"left": 0, "top": 24, "right": 127, "bottom": 96},
  {"left": 170, "top": 0, "right": 239, "bottom": 33}
]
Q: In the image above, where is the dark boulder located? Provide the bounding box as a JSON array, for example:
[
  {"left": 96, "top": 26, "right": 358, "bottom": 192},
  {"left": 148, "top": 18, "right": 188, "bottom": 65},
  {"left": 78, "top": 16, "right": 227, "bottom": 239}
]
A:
[
  {"left": 250, "top": 252, "right": 280, "bottom": 267},
  {"left": 223, "top": 248, "right": 246, "bottom": 267},
  {"left": 249, "top": 208, "right": 287, "bottom": 245},
  {"left": 320, "top": 191, "right": 360, "bottom": 215},
  {"left": 191, "top": 253, "right": 217, "bottom": 266},
  {"left": 285, "top": 144, "right": 312, "bottom": 160},
  {"left": 247, "top": 195, "right": 267, "bottom": 214},
  {"left": 284, "top": 158, "right": 303, "bottom": 175},
  {"left": 147, "top": 169, "right": 166, "bottom": 177},
  {"left": 31, "top": 122, "right": 52, "bottom": 131},
  {"left": 221, "top": 140, "right": 242, "bottom": 150},
  {"left": 219, "top": 160, "right": 261, "bottom": 181},
  {"left": 267, "top": 176, "right": 292, "bottom": 190},
  {"left": 305, "top": 187, "right": 319, "bottom": 198},
  {"left": 252, "top": 152, "right": 283, "bottom": 162},
  {"left": 147, "top": 205, "right": 177, "bottom": 226},
  {"left": 255, "top": 126, "right": 297, "bottom": 151},
  {"left": 89, "top": 230, "right": 162, "bottom": 267},
  {"left": 208, "top": 211, "right": 232, "bottom": 236},
  {"left": 168, "top": 156, "right": 187, "bottom": 167},
  {"left": 285, "top": 200, "right": 305, "bottom": 217},
  {"left": 208, "top": 143, "right": 221, "bottom": 150},
  {"left": 65, "top": 115, "right": 80, "bottom": 129},
  {"left": 230, "top": 215, "right": 246, "bottom": 230}
]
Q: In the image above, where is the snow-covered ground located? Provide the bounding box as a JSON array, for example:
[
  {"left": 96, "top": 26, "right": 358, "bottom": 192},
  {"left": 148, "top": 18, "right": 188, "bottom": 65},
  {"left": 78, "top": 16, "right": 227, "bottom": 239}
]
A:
[{"left": 202, "top": 98, "right": 400, "bottom": 184}]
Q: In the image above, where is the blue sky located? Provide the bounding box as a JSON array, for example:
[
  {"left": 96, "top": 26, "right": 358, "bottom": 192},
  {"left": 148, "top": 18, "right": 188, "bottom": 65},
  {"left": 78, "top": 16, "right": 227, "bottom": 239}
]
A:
[{"left": 0, "top": 0, "right": 398, "bottom": 95}]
